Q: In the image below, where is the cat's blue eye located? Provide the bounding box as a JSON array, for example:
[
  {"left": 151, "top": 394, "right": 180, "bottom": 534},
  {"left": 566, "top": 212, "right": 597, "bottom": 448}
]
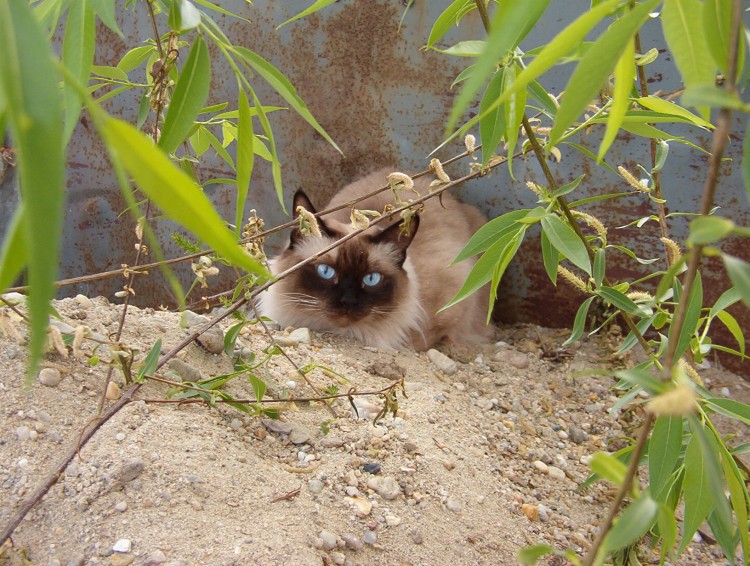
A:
[
  {"left": 316, "top": 263, "right": 336, "bottom": 280},
  {"left": 362, "top": 272, "right": 382, "bottom": 287}
]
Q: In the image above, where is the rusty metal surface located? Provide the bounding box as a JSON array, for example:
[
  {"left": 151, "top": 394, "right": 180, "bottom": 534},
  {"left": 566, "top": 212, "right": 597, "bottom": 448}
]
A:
[{"left": 1, "top": 0, "right": 748, "bottom": 373}]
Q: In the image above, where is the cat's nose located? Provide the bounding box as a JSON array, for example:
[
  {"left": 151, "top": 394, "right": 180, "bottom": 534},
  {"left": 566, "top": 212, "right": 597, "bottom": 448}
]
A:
[{"left": 340, "top": 289, "right": 358, "bottom": 310}]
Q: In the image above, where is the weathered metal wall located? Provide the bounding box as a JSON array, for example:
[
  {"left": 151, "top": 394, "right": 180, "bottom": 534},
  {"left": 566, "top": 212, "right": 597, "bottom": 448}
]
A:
[{"left": 1, "top": 1, "right": 748, "bottom": 373}]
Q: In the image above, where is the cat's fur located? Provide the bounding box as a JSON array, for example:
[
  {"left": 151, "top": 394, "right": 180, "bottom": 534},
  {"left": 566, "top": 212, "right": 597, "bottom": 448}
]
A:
[{"left": 259, "top": 168, "right": 491, "bottom": 350}]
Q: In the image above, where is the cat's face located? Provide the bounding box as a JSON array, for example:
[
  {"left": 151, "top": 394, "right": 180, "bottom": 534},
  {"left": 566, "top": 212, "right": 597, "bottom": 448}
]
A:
[{"left": 265, "top": 190, "right": 419, "bottom": 331}]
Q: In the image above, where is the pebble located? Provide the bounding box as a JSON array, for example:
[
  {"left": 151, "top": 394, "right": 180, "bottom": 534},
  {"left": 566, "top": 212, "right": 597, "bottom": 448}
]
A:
[
  {"left": 547, "top": 466, "right": 566, "bottom": 481},
  {"left": 411, "top": 530, "right": 423, "bottom": 545},
  {"left": 167, "top": 359, "right": 203, "bottom": 382},
  {"left": 446, "top": 498, "right": 462, "bottom": 512},
  {"left": 362, "top": 531, "right": 377, "bottom": 545},
  {"left": 308, "top": 479, "right": 324, "bottom": 494},
  {"left": 115, "top": 432, "right": 126, "bottom": 442},
  {"left": 276, "top": 327, "right": 311, "bottom": 347},
  {"left": 367, "top": 476, "right": 401, "bottom": 500},
  {"left": 385, "top": 514, "right": 401, "bottom": 527},
  {"left": 344, "top": 470, "right": 359, "bottom": 487},
  {"left": 426, "top": 349, "right": 457, "bottom": 375},
  {"left": 319, "top": 436, "right": 345, "bottom": 448},
  {"left": 507, "top": 351, "right": 530, "bottom": 369},
  {"left": 112, "top": 539, "right": 132, "bottom": 553},
  {"left": 106, "top": 382, "right": 122, "bottom": 400},
  {"left": 38, "top": 368, "right": 63, "bottom": 387},
  {"left": 538, "top": 504, "right": 550, "bottom": 522},
  {"left": 262, "top": 419, "right": 293, "bottom": 435},
  {"left": 330, "top": 551, "right": 346, "bottom": 565},
  {"left": 116, "top": 459, "right": 146, "bottom": 483},
  {"left": 229, "top": 418, "right": 243, "bottom": 431},
  {"left": 476, "top": 398, "right": 494, "bottom": 411},
  {"left": 568, "top": 426, "right": 589, "bottom": 444},
  {"left": 16, "top": 426, "right": 32, "bottom": 441},
  {"left": 110, "top": 555, "right": 134, "bottom": 566},
  {"left": 196, "top": 327, "right": 225, "bottom": 354},
  {"left": 143, "top": 550, "right": 167, "bottom": 565},
  {"left": 533, "top": 460, "right": 548, "bottom": 474},
  {"left": 289, "top": 427, "right": 311, "bottom": 445},
  {"left": 341, "top": 534, "right": 363, "bottom": 551},
  {"left": 181, "top": 311, "right": 208, "bottom": 328},
  {"left": 115, "top": 501, "right": 128, "bottom": 512},
  {"left": 363, "top": 463, "right": 381, "bottom": 475},
  {"left": 74, "top": 294, "right": 94, "bottom": 309},
  {"left": 319, "top": 530, "right": 337, "bottom": 551}
]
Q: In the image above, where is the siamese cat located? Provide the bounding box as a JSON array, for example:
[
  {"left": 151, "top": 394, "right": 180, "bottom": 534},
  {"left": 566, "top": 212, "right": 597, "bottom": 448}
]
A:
[{"left": 259, "top": 168, "right": 491, "bottom": 350}]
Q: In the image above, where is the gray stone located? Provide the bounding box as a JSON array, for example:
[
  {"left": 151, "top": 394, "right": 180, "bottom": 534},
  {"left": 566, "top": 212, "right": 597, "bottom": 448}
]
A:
[
  {"left": 262, "top": 419, "right": 293, "bottom": 435},
  {"left": 115, "top": 459, "right": 145, "bottom": 483},
  {"left": 548, "top": 466, "right": 566, "bottom": 481},
  {"left": 427, "top": 349, "right": 457, "bottom": 375},
  {"left": 181, "top": 311, "right": 208, "bottom": 328},
  {"left": 508, "top": 352, "right": 529, "bottom": 369},
  {"left": 143, "top": 550, "right": 167, "bottom": 565},
  {"left": 167, "top": 359, "right": 202, "bottom": 382},
  {"left": 446, "top": 498, "right": 462, "bottom": 512},
  {"left": 341, "top": 534, "right": 363, "bottom": 551},
  {"left": 568, "top": 426, "right": 589, "bottom": 444},
  {"left": 318, "top": 436, "right": 345, "bottom": 448},
  {"left": 74, "top": 294, "right": 94, "bottom": 309},
  {"left": 38, "top": 367, "right": 63, "bottom": 387},
  {"left": 319, "top": 530, "right": 337, "bottom": 551},
  {"left": 289, "top": 427, "right": 311, "bottom": 445},
  {"left": 362, "top": 531, "right": 377, "bottom": 545},
  {"left": 276, "top": 327, "right": 311, "bottom": 347},
  {"left": 112, "top": 539, "right": 132, "bottom": 553},
  {"left": 308, "top": 479, "right": 324, "bottom": 494},
  {"left": 367, "top": 476, "right": 401, "bottom": 500},
  {"left": 196, "top": 327, "right": 225, "bottom": 354}
]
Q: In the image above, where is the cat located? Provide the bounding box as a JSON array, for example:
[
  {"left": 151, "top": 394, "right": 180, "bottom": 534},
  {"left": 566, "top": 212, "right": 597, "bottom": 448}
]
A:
[{"left": 258, "top": 168, "right": 492, "bottom": 351}]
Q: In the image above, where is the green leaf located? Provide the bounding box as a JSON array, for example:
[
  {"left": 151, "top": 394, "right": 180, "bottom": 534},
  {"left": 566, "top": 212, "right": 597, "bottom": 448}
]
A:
[
  {"left": 562, "top": 296, "right": 595, "bottom": 346},
  {"left": 657, "top": 503, "right": 679, "bottom": 562},
  {"left": 168, "top": 0, "right": 202, "bottom": 32},
  {"left": 722, "top": 254, "right": 750, "bottom": 308},
  {"left": 599, "top": 35, "right": 634, "bottom": 161},
  {"left": 652, "top": 139, "right": 669, "bottom": 174},
  {"left": 443, "top": 227, "right": 526, "bottom": 311},
  {"left": 744, "top": 118, "right": 750, "bottom": 205},
  {"left": 602, "top": 494, "right": 658, "bottom": 553},
  {"left": 487, "top": 231, "right": 525, "bottom": 321},
  {"left": 223, "top": 321, "right": 246, "bottom": 355},
  {"left": 540, "top": 229, "right": 559, "bottom": 284},
  {"left": 425, "top": 0, "right": 474, "bottom": 50},
  {"left": 136, "top": 338, "right": 162, "bottom": 381},
  {"left": 615, "top": 367, "right": 668, "bottom": 395},
  {"left": 248, "top": 374, "right": 267, "bottom": 402},
  {"left": 649, "top": 415, "right": 683, "bottom": 502},
  {"left": 661, "top": 0, "right": 716, "bottom": 117},
  {"left": 705, "top": 398, "right": 750, "bottom": 426},
  {"left": 593, "top": 248, "right": 606, "bottom": 286},
  {"left": 541, "top": 215, "right": 591, "bottom": 275},
  {"left": 235, "top": 89, "right": 254, "bottom": 236},
  {"left": 117, "top": 45, "right": 153, "bottom": 73},
  {"left": 551, "top": 174, "right": 585, "bottom": 199},
  {"left": 91, "top": 64, "right": 128, "bottom": 82},
  {"left": 62, "top": 0, "right": 96, "bottom": 143},
  {"left": 702, "top": 0, "right": 732, "bottom": 73},
  {"left": 635, "top": 96, "right": 714, "bottom": 129},
  {"left": 616, "top": 313, "right": 656, "bottom": 356},
  {"left": 717, "top": 433, "right": 750, "bottom": 560},
  {"left": 0, "top": 204, "right": 27, "bottom": 293},
  {"left": 0, "top": 1, "right": 65, "bottom": 384},
  {"left": 453, "top": 208, "right": 532, "bottom": 263},
  {"left": 101, "top": 116, "right": 270, "bottom": 279},
  {"left": 682, "top": 84, "right": 747, "bottom": 111},
  {"left": 716, "top": 310, "right": 745, "bottom": 355},
  {"left": 276, "top": 0, "right": 338, "bottom": 29},
  {"left": 708, "top": 287, "right": 741, "bottom": 319},
  {"left": 687, "top": 215, "right": 734, "bottom": 245},
  {"left": 527, "top": 79, "right": 559, "bottom": 117},
  {"left": 550, "top": 0, "right": 659, "bottom": 146},
  {"left": 588, "top": 451, "right": 628, "bottom": 485},
  {"left": 246, "top": 87, "right": 284, "bottom": 212},
  {"left": 434, "top": 40, "right": 486, "bottom": 57},
  {"left": 231, "top": 46, "right": 341, "bottom": 155},
  {"left": 447, "top": 0, "right": 552, "bottom": 133},
  {"left": 503, "top": 63, "right": 526, "bottom": 177},
  {"left": 159, "top": 35, "right": 211, "bottom": 155},
  {"left": 597, "top": 285, "right": 644, "bottom": 316},
  {"left": 668, "top": 272, "right": 702, "bottom": 360},
  {"left": 89, "top": 0, "right": 123, "bottom": 37},
  {"left": 479, "top": 69, "right": 507, "bottom": 164},
  {"left": 518, "top": 544, "right": 556, "bottom": 565},
  {"left": 680, "top": 429, "right": 715, "bottom": 553}
]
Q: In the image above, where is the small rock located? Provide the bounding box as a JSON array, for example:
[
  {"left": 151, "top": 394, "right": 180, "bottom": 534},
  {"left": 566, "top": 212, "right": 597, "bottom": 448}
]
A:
[
  {"left": 533, "top": 460, "right": 549, "bottom": 474},
  {"left": 329, "top": 552, "right": 346, "bottom": 565},
  {"left": 229, "top": 418, "right": 243, "bottom": 431},
  {"left": 16, "top": 426, "right": 31, "bottom": 441},
  {"left": 507, "top": 352, "right": 529, "bottom": 369},
  {"left": 385, "top": 514, "right": 401, "bottom": 527},
  {"left": 143, "top": 550, "right": 167, "bottom": 565},
  {"left": 362, "top": 531, "right": 377, "bottom": 545},
  {"left": 427, "top": 349, "right": 457, "bottom": 375},
  {"left": 110, "top": 555, "right": 134, "bottom": 566},
  {"left": 446, "top": 498, "right": 462, "bottom": 512},
  {"left": 319, "top": 530, "right": 337, "bottom": 551},
  {"left": 116, "top": 459, "right": 145, "bottom": 483},
  {"left": 368, "top": 476, "right": 401, "bottom": 500},
  {"left": 167, "top": 359, "right": 203, "bottom": 382},
  {"left": 115, "top": 432, "right": 126, "bottom": 442},
  {"left": 568, "top": 426, "right": 589, "bottom": 444},
  {"left": 344, "top": 470, "right": 359, "bottom": 487},
  {"left": 262, "top": 419, "right": 293, "bottom": 435},
  {"left": 366, "top": 361, "right": 405, "bottom": 380},
  {"left": 341, "top": 534, "right": 363, "bottom": 551},
  {"left": 308, "top": 479, "right": 324, "bottom": 494},
  {"left": 196, "top": 328, "right": 225, "bottom": 354},
  {"left": 319, "top": 436, "right": 344, "bottom": 448},
  {"left": 289, "top": 428, "right": 311, "bottom": 445},
  {"left": 363, "top": 462, "right": 381, "bottom": 475},
  {"left": 112, "top": 539, "right": 132, "bottom": 553},
  {"left": 74, "top": 294, "right": 94, "bottom": 309},
  {"left": 345, "top": 496, "right": 372, "bottom": 516},
  {"left": 521, "top": 503, "right": 538, "bottom": 521},
  {"left": 411, "top": 531, "right": 423, "bottom": 545},
  {"left": 276, "top": 327, "right": 311, "bottom": 347},
  {"left": 38, "top": 368, "right": 62, "bottom": 387},
  {"left": 181, "top": 311, "right": 208, "bottom": 328},
  {"left": 105, "top": 382, "right": 122, "bottom": 400},
  {"left": 65, "top": 553, "right": 86, "bottom": 566},
  {"left": 476, "top": 398, "right": 494, "bottom": 411},
  {"left": 537, "top": 504, "right": 550, "bottom": 523},
  {"left": 115, "top": 501, "right": 128, "bottom": 512},
  {"left": 345, "top": 486, "right": 359, "bottom": 497},
  {"left": 547, "top": 466, "right": 566, "bottom": 481}
]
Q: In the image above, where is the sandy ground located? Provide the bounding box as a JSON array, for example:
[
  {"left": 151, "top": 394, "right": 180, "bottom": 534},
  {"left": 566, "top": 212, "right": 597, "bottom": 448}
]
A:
[{"left": 0, "top": 295, "right": 748, "bottom": 565}]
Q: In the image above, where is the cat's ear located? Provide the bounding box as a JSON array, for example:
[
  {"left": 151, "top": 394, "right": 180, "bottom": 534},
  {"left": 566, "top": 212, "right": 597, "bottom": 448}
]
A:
[
  {"left": 290, "top": 190, "right": 333, "bottom": 247},
  {"left": 371, "top": 214, "right": 420, "bottom": 267}
]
